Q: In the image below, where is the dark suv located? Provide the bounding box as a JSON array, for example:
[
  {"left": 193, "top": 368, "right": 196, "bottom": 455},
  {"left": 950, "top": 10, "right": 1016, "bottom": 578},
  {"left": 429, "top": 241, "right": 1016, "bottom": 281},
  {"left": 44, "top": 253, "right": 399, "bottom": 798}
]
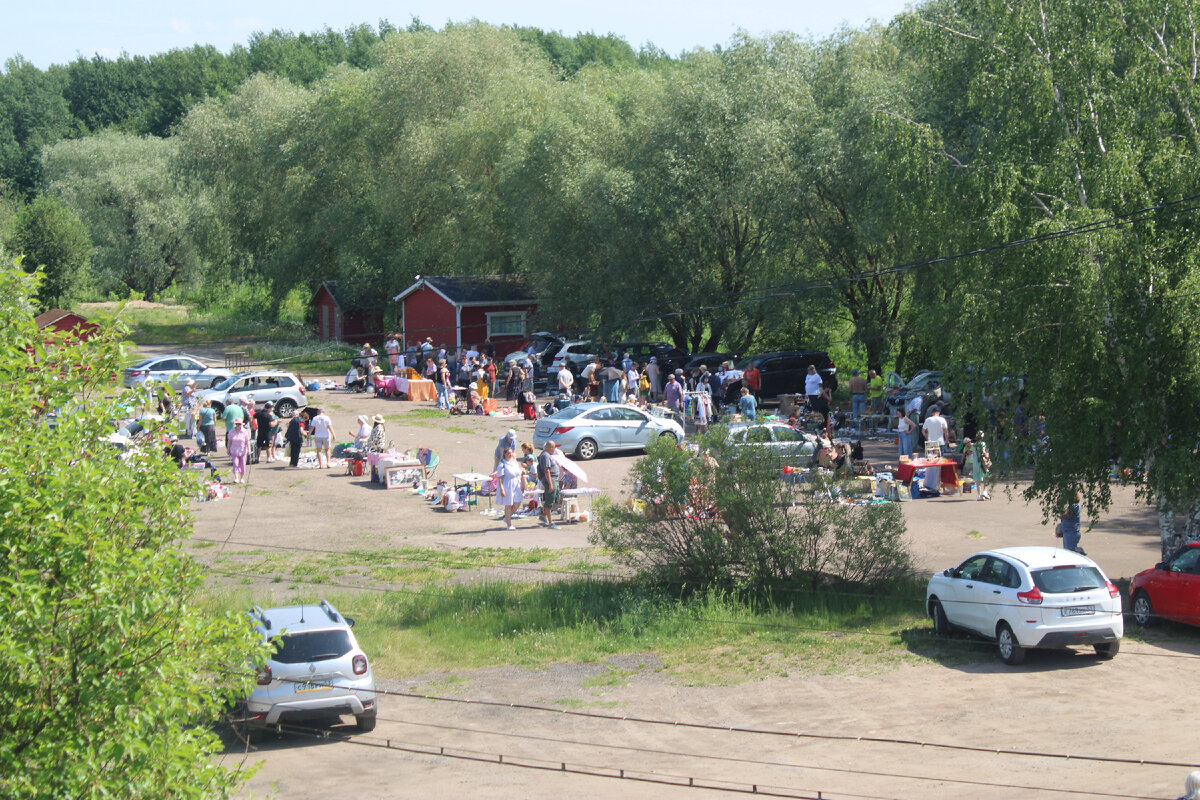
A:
[
  {"left": 737, "top": 351, "right": 838, "bottom": 398},
  {"left": 614, "top": 342, "right": 691, "bottom": 372}
]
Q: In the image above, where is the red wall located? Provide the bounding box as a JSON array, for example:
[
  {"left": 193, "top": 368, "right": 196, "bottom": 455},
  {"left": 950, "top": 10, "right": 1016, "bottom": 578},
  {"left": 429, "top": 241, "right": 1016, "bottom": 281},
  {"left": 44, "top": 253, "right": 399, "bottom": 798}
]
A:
[
  {"left": 402, "top": 287, "right": 456, "bottom": 350},
  {"left": 312, "top": 286, "right": 384, "bottom": 343},
  {"left": 459, "top": 303, "right": 537, "bottom": 350}
]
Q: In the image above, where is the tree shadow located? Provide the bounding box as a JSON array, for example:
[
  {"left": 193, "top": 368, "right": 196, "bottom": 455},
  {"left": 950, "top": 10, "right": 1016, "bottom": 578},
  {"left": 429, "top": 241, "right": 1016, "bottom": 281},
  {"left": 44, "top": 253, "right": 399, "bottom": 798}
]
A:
[{"left": 218, "top": 715, "right": 359, "bottom": 754}]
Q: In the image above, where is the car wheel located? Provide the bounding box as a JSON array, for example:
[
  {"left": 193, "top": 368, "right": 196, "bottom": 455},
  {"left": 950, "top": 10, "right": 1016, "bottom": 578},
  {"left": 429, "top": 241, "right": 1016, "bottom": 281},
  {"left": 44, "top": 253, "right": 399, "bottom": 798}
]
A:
[
  {"left": 657, "top": 431, "right": 678, "bottom": 445},
  {"left": 930, "top": 599, "right": 951, "bottom": 636},
  {"left": 996, "top": 622, "right": 1026, "bottom": 665},
  {"left": 211, "top": 402, "right": 225, "bottom": 415},
  {"left": 355, "top": 711, "right": 377, "bottom": 733},
  {"left": 1131, "top": 591, "right": 1156, "bottom": 627},
  {"left": 274, "top": 399, "right": 296, "bottom": 417},
  {"left": 1094, "top": 640, "right": 1120, "bottom": 659},
  {"left": 575, "top": 438, "right": 598, "bottom": 461}
]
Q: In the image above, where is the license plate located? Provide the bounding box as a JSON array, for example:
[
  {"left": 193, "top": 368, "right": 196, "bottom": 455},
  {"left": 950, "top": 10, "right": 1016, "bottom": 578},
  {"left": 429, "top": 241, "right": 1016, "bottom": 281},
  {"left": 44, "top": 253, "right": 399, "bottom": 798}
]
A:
[
  {"left": 294, "top": 680, "right": 333, "bottom": 693},
  {"left": 1061, "top": 606, "right": 1095, "bottom": 617}
]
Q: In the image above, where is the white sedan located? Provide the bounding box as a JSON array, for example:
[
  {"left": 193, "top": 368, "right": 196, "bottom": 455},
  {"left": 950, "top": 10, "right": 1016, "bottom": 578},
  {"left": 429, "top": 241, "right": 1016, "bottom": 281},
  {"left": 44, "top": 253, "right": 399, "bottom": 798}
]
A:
[
  {"left": 926, "top": 546, "right": 1123, "bottom": 664},
  {"left": 533, "top": 403, "right": 684, "bottom": 460},
  {"left": 122, "top": 354, "right": 233, "bottom": 390}
]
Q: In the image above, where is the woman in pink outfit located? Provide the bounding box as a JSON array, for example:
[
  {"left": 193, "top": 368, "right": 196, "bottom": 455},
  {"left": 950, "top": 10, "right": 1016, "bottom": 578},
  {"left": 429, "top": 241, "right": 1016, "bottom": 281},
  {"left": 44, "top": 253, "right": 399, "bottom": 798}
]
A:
[{"left": 228, "top": 418, "right": 251, "bottom": 484}]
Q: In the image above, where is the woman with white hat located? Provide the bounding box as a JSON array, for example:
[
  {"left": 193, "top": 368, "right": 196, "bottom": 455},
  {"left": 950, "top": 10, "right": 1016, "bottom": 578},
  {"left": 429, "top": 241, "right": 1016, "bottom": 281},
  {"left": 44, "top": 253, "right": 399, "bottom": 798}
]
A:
[{"left": 353, "top": 414, "right": 371, "bottom": 448}]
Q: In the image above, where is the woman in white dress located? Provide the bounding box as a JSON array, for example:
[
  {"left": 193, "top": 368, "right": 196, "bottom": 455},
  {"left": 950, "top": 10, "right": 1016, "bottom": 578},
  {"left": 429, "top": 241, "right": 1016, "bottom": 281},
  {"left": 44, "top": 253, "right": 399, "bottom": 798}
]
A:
[{"left": 496, "top": 447, "right": 525, "bottom": 531}]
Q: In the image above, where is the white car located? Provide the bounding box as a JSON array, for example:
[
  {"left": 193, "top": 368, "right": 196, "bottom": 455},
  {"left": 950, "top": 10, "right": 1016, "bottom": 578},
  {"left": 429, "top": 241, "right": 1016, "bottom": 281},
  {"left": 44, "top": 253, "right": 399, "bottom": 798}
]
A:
[
  {"left": 533, "top": 402, "right": 685, "bottom": 460},
  {"left": 243, "top": 600, "right": 376, "bottom": 733},
  {"left": 195, "top": 370, "right": 307, "bottom": 417},
  {"left": 121, "top": 354, "right": 234, "bottom": 390},
  {"left": 926, "top": 546, "right": 1123, "bottom": 664}
]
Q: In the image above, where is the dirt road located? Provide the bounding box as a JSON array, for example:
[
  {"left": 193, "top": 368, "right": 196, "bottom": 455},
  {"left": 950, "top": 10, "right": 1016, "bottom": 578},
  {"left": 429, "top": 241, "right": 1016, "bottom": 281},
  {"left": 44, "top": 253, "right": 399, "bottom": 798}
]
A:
[{"left": 178, "top": 380, "right": 1190, "bottom": 800}]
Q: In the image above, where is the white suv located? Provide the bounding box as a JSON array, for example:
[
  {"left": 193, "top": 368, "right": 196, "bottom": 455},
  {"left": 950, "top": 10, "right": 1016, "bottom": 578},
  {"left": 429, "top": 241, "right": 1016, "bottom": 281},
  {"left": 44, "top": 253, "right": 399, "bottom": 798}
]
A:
[
  {"left": 243, "top": 600, "right": 377, "bottom": 732},
  {"left": 926, "top": 546, "right": 1123, "bottom": 664},
  {"left": 196, "top": 370, "right": 307, "bottom": 417}
]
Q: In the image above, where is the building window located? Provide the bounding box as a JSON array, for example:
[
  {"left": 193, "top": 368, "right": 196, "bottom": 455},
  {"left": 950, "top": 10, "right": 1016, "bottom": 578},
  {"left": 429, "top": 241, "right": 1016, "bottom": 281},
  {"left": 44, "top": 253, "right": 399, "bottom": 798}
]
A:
[{"left": 486, "top": 311, "right": 526, "bottom": 338}]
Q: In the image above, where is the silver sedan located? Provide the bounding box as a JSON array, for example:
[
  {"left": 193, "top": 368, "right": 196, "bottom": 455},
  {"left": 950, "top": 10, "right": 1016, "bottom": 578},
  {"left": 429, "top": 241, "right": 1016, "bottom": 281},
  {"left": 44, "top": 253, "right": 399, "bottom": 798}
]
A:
[{"left": 533, "top": 403, "right": 685, "bottom": 460}]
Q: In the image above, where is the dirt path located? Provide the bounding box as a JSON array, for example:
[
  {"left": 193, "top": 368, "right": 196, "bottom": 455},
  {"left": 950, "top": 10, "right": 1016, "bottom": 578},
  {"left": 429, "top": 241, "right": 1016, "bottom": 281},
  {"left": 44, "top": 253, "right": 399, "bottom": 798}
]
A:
[{"left": 179, "top": 380, "right": 1189, "bottom": 799}]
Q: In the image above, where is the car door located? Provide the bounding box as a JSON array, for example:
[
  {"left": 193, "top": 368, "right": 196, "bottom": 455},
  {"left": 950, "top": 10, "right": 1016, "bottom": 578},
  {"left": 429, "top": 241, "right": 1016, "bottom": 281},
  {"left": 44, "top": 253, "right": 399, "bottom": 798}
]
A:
[
  {"left": 228, "top": 377, "right": 260, "bottom": 406},
  {"left": 613, "top": 406, "right": 655, "bottom": 448},
  {"left": 975, "top": 556, "right": 1021, "bottom": 633},
  {"left": 756, "top": 357, "right": 784, "bottom": 397},
  {"left": 1155, "top": 547, "right": 1200, "bottom": 622},
  {"left": 581, "top": 407, "right": 621, "bottom": 450},
  {"left": 940, "top": 555, "right": 991, "bottom": 633},
  {"left": 262, "top": 376, "right": 292, "bottom": 406},
  {"left": 151, "top": 358, "right": 181, "bottom": 385}
]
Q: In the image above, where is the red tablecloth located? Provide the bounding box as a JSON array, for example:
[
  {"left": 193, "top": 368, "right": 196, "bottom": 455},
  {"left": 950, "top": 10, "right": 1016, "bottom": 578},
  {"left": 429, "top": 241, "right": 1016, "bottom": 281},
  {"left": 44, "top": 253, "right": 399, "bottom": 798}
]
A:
[{"left": 896, "top": 459, "right": 958, "bottom": 486}]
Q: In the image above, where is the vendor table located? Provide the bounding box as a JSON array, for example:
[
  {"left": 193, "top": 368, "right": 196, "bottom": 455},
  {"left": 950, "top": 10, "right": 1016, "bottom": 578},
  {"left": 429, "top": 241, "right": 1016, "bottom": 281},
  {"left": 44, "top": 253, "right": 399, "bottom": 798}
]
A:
[
  {"left": 393, "top": 377, "right": 436, "bottom": 401},
  {"left": 896, "top": 459, "right": 958, "bottom": 492},
  {"left": 452, "top": 472, "right": 494, "bottom": 509},
  {"left": 560, "top": 487, "right": 601, "bottom": 523}
]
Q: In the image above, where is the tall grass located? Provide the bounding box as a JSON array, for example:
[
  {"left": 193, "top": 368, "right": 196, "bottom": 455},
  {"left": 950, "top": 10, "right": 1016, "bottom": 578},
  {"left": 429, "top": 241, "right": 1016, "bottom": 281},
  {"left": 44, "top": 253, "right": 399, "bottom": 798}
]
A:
[{"left": 198, "top": 578, "right": 930, "bottom": 683}]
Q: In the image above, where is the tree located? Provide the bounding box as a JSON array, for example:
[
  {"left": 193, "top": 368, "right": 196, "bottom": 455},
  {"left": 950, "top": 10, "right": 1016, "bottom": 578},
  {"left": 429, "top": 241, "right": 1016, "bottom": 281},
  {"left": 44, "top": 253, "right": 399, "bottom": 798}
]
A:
[
  {"left": 0, "top": 57, "right": 76, "bottom": 193},
  {"left": 8, "top": 195, "right": 91, "bottom": 307},
  {"left": 0, "top": 258, "right": 267, "bottom": 798}
]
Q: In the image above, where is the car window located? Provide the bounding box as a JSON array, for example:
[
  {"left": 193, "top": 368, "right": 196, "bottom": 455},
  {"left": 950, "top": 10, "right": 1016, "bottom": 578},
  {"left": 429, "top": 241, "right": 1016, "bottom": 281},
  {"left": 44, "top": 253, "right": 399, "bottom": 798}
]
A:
[
  {"left": 743, "top": 426, "right": 774, "bottom": 444},
  {"left": 272, "top": 630, "right": 353, "bottom": 664},
  {"left": 547, "top": 407, "right": 586, "bottom": 421},
  {"left": 586, "top": 408, "right": 614, "bottom": 421},
  {"left": 614, "top": 407, "right": 647, "bottom": 422},
  {"left": 774, "top": 427, "right": 809, "bottom": 442},
  {"left": 273, "top": 377, "right": 294, "bottom": 387},
  {"left": 178, "top": 358, "right": 202, "bottom": 371},
  {"left": 211, "top": 376, "right": 238, "bottom": 391},
  {"left": 981, "top": 558, "right": 1016, "bottom": 587},
  {"left": 779, "top": 356, "right": 807, "bottom": 371},
  {"left": 1031, "top": 565, "right": 1106, "bottom": 593},
  {"left": 1169, "top": 547, "right": 1200, "bottom": 574},
  {"left": 956, "top": 555, "right": 989, "bottom": 580},
  {"left": 156, "top": 358, "right": 180, "bottom": 371}
]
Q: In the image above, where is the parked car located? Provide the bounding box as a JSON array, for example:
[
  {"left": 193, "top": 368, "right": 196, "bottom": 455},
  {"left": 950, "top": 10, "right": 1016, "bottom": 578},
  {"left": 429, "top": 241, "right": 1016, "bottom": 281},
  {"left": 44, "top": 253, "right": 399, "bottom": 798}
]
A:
[
  {"left": 615, "top": 342, "right": 690, "bottom": 372},
  {"left": 548, "top": 341, "right": 602, "bottom": 375},
  {"left": 196, "top": 370, "right": 307, "bottom": 416},
  {"left": 241, "top": 600, "right": 376, "bottom": 732},
  {"left": 502, "top": 332, "right": 564, "bottom": 374},
  {"left": 735, "top": 351, "right": 838, "bottom": 398},
  {"left": 726, "top": 422, "right": 819, "bottom": 466},
  {"left": 885, "top": 370, "right": 951, "bottom": 419},
  {"left": 926, "top": 546, "right": 1122, "bottom": 664},
  {"left": 1129, "top": 543, "right": 1200, "bottom": 627},
  {"left": 533, "top": 402, "right": 684, "bottom": 460},
  {"left": 683, "top": 352, "right": 740, "bottom": 373},
  {"left": 122, "top": 354, "right": 234, "bottom": 390}
]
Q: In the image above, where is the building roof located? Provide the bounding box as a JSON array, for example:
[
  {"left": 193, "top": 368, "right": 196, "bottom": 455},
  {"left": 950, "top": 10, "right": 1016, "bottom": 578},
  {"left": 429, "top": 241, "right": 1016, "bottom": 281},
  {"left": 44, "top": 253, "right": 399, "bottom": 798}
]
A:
[
  {"left": 310, "top": 280, "right": 383, "bottom": 311},
  {"left": 392, "top": 275, "right": 534, "bottom": 307},
  {"left": 35, "top": 309, "right": 88, "bottom": 329}
]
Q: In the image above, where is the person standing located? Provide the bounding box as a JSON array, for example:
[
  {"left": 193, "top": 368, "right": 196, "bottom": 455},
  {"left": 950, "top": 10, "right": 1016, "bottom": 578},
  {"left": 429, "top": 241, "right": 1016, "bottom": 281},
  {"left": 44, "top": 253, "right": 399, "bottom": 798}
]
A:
[
  {"left": 646, "top": 357, "right": 662, "bottom": 402},
  {"left": 309, "top": 408, "right": 334, "bottom": 469},
  {"left": 494, "top": 429, "right": 517, "bottom": 471},
  {"left": 664, "top": 373, "right": 683, "bottom": 411},
  {"left": 222, "top": 400, "right": 246, "bottom": 450},
  {"left": 963, "top": 438, "right": 989, "bottom": 501},
  {"left": 867, "top": 368, "right": 885, "bottom": 413},
  {"left": 496, "top": 447, "right": 525, "bottom": 531},
  {"left": 156, "top": 382, "right": 175, "bottom": 419},
  {"left": 436, "top": 359, "right": 452, "bottom": 410},
  {"left": 896, "top": 408, "right": 916, "bottom": 458},
  {"left": 255, "top": 401, "right": 277, "bottom": 463},
  {"left": 198, "top": 399, "right": 218, "bottom": 454},
  {"left": 848, "top": 369, "right": 867, "bottom": 421},
  {"left": 804, "top": 364, "right": 823, "bottom": 408},
  {"left": 921, "top": 406, "right": 950, "bottom": 450},
  {"left": 227, "top": 418, "right": 251, "bottom": 484},
  {"left": 537, "top": 441, "right": 562, "bottom": 529},
  {"left": 180, "top": 379, "right": 197, "bottom": 438},
  {"left": 485, "top": 357, "right": 497, "bottom": 398},
  {"left": 285, "top": 411, "right": 305, "bottom": 467},
  {"left": 1059, "top": 491, "right": 1083, "bottom": 553},
  {"left": 385, "top": 333, "right": 401, "bottom": 375},
  {"left": 359, "top": 343, "right": 379, "bottom": 387},
  {"left": 557, "top": 364, "right": 575, "bottom": 398},
  {"left": 743, "top": 362, "right": 762, "bottom": 402},
  {"left": 738, "top": 387, "right": 757, "bottom": 421}
]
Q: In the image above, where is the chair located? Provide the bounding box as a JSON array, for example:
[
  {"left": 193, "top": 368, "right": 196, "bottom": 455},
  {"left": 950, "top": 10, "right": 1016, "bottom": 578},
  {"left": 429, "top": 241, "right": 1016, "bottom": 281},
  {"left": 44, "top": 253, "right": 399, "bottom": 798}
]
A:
[
  {"left": 416, "top": 448, "right": 440, "bottom": 490},
  {"left": 924, "top": 442, "right": 942, "bottom": 459}
]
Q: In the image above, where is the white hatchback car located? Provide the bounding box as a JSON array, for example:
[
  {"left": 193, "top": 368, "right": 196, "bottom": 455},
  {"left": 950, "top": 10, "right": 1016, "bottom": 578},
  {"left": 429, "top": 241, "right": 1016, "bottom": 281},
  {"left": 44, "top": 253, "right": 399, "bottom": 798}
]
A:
[
  {"left": 243, "top": 600, "right": 377, "bottom": 732},
  {"left": 926, "top": 546, "right": 1123, "bottom": 664}
]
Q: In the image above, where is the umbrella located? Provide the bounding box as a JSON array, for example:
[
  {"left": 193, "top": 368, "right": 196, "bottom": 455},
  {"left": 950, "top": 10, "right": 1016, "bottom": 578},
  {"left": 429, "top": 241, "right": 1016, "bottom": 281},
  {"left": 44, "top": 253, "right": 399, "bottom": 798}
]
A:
[
  {"left": 597, "top": 366, "right": 623, "bottom": 383},
  {"left": 553, "top": 451, "right": 588, "bottom": 483}
]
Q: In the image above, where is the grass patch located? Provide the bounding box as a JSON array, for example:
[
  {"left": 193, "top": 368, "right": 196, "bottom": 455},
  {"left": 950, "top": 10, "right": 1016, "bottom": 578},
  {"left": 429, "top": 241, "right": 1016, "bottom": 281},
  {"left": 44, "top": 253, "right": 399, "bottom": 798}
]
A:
[
  {"left": 967, "top": 530, "right": 983, "bottom": 540},
  {"left": 401, "top": 408, "right": 449, "bottom": 420},
  {"left": 582, "top": 666, "right": 637, "bottom": 688},
  {"left": 370, "top": 565, "right": 457, "bottom": 584},
  {"left": 198, "top": 578, "right": 930, "bottom": 683}
]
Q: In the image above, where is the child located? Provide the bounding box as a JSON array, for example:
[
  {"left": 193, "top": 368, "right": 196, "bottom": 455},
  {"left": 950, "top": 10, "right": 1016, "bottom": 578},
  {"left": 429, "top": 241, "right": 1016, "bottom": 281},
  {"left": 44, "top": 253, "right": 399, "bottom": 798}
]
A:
[{"left": 227, "top": 418, "right": 251, "bottom": 484}]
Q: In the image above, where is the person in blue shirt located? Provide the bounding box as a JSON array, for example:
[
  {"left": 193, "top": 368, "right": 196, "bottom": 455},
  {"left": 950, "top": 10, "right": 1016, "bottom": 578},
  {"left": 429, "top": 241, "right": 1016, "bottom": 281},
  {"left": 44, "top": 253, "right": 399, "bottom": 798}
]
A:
[{"left": 738, "top": 387, "right": 758, "bottom": 421}]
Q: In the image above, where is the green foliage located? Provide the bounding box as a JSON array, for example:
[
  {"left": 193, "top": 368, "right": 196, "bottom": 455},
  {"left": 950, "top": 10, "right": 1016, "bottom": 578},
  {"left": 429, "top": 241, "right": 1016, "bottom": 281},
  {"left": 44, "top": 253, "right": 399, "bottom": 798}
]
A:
[
  {"left": 0, "top": 258, "right": 266, "bottom": 799},
  {"left": 8, "top": 194, "right": 91, "bottom": 307},
  {"left": 592, "top": 433, "right": 912, "bottom": 590}
]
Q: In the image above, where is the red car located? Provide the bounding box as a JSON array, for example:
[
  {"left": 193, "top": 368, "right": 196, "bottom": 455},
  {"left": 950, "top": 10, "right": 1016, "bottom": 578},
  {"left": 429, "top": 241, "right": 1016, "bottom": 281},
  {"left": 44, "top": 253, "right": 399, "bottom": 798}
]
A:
[{"left": 1129, "top": 543, "right": 1200, "bottom": 627}]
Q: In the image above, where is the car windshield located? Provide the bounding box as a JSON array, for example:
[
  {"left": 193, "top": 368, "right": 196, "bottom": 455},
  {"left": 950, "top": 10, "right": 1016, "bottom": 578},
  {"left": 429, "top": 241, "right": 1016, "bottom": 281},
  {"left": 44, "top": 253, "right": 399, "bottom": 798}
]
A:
[
  {"left": 546, "top": 406, "right": 587, "bottom": 420},
  {"left": 904, "top": 371, "right": 937, "bottom": 389},
  {"left": 272, "top": 630, "right": 353, "bottom": 664},
  {"left": 1031, "top": 565, "right": 1106, "bottom": 594},
  {"left": 210, "top": 375, "right": 239, "bottom": 391},
  {"left": 733, "top": 356, "right": 758, "bottom": 370}
]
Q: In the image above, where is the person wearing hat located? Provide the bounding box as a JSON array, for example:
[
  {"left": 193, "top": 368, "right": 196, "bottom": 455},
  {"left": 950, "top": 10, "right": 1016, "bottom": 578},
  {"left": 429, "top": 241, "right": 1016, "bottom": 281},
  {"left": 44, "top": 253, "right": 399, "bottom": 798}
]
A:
[
  {"left": 309, "top": 407, "right": 335, "bottom": 468},
  {"left": 365, "top": 414, "right": 387, "bottom": 453},
  {"left": 255, "top": 401, "right": 278, "bottom": 463},
  {"left": 646, "top": 356, "right": 662, "bottom": 401},
  {"left": 495, "top": 429, "right": 518, "bottom": 471},
  {"left": 222, "top": 397, "right": 246, "bottom": 450},
  {"left": 227, "top": 417, "right": 252, "bottom": 484},
  {"left": 848, "top": 368, "right": 868, "bottom": 422},
  {"left": 353, "top": 414, "right": 371, "bottom": 448},
  {"left": 359, "top": 342, "right": 379, "bottom": 388}
]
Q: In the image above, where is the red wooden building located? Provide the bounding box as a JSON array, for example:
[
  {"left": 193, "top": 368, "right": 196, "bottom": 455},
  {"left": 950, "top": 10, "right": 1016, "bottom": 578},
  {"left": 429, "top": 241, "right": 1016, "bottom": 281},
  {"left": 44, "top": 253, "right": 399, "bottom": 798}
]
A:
[
  {"left": 309, "top": 281, "right": 386, "bottom": 343},
  {"left": 35, "top": 309, "right": 100, "bottom": 341},
  {"left": 392, "top": 275, "right": 536, "bottom": 351}
]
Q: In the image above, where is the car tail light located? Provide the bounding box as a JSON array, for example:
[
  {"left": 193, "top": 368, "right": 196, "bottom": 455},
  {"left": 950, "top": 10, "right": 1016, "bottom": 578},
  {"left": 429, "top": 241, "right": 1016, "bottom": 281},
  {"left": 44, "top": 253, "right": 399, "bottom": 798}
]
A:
[
  {"left": 1017, "top": 587, "right": 1043, "bottom": 605},
  {"left": 552, "top": 426, "right": 574, "bottom": 435},
  {"left": 256, "top": 665, "right": 272, "bottom": 685},
  {"left": 298, "top": 384, "right": 306, "bottom": 396},
  {"left": 352, "top": 655, "right": 368, "bottom": 675},
  {"left": 1106, "top": 580, "right": 1119, "bottom": 598}
]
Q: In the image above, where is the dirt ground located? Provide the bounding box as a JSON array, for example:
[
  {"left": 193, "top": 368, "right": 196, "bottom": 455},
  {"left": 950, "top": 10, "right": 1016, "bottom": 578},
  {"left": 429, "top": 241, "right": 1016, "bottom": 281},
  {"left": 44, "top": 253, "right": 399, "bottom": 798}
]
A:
[{"left": 166, "top": 355, "right": 1194, "bottom": 800}]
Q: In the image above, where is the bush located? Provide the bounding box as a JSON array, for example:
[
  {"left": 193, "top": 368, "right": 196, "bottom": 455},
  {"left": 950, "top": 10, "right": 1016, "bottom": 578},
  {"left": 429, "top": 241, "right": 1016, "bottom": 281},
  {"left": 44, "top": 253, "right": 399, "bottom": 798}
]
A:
[{"left": 592, "top": 431, "right": 912, "bottom": 591}]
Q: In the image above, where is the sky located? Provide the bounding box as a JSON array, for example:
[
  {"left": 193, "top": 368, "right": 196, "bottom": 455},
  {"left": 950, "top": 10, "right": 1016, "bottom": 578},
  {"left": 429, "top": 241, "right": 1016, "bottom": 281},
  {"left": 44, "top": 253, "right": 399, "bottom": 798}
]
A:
[{"left": 4, "top": 0, "right": 914, "bottom": 69}]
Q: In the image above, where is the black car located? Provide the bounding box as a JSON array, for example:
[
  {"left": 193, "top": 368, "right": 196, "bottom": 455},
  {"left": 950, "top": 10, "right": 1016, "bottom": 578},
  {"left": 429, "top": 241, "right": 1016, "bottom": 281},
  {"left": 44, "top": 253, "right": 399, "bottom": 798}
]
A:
[
  {"left": 615, "top": 342, "right": 691, "bottom": 372},
  {"left": 736, "top": 351, "right": 838, "bottom": 398},
  {"left": 683, "top": 352, "right": 740, "bottom": 372}
]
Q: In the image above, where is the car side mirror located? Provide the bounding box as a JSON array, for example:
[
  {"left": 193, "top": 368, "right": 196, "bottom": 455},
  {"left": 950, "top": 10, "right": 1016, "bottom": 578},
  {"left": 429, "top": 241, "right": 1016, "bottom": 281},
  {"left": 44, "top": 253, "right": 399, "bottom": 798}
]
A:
[
  {"left": 344, "top": 616, "right": 356, "bottom": 628},
  {"left": 944, "top": 568, "right": 958, "bottom": 578},
  {"left": 1155, "top": 562, "right": 1164, "bottom": 571}
]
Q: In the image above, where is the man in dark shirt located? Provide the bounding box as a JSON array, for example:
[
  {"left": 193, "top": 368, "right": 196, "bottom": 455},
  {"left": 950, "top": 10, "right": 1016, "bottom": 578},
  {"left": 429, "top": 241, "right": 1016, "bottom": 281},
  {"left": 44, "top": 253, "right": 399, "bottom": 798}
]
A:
[{"left": 537, "top": 441, "right": 562, "bottom": 529}]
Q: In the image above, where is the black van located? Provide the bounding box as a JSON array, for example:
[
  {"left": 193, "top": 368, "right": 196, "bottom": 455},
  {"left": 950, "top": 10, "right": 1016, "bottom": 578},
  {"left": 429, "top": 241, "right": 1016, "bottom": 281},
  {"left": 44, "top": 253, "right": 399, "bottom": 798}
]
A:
[{"left": 737, "top": 351, "right": 838, "bottom": 399}]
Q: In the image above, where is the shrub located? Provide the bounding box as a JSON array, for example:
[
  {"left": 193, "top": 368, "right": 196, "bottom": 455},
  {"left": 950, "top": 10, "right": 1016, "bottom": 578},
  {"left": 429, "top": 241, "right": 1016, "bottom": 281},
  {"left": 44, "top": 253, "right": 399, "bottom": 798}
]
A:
[{"left": 592, "top": 431, "right": 911, "bottom": 591}]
